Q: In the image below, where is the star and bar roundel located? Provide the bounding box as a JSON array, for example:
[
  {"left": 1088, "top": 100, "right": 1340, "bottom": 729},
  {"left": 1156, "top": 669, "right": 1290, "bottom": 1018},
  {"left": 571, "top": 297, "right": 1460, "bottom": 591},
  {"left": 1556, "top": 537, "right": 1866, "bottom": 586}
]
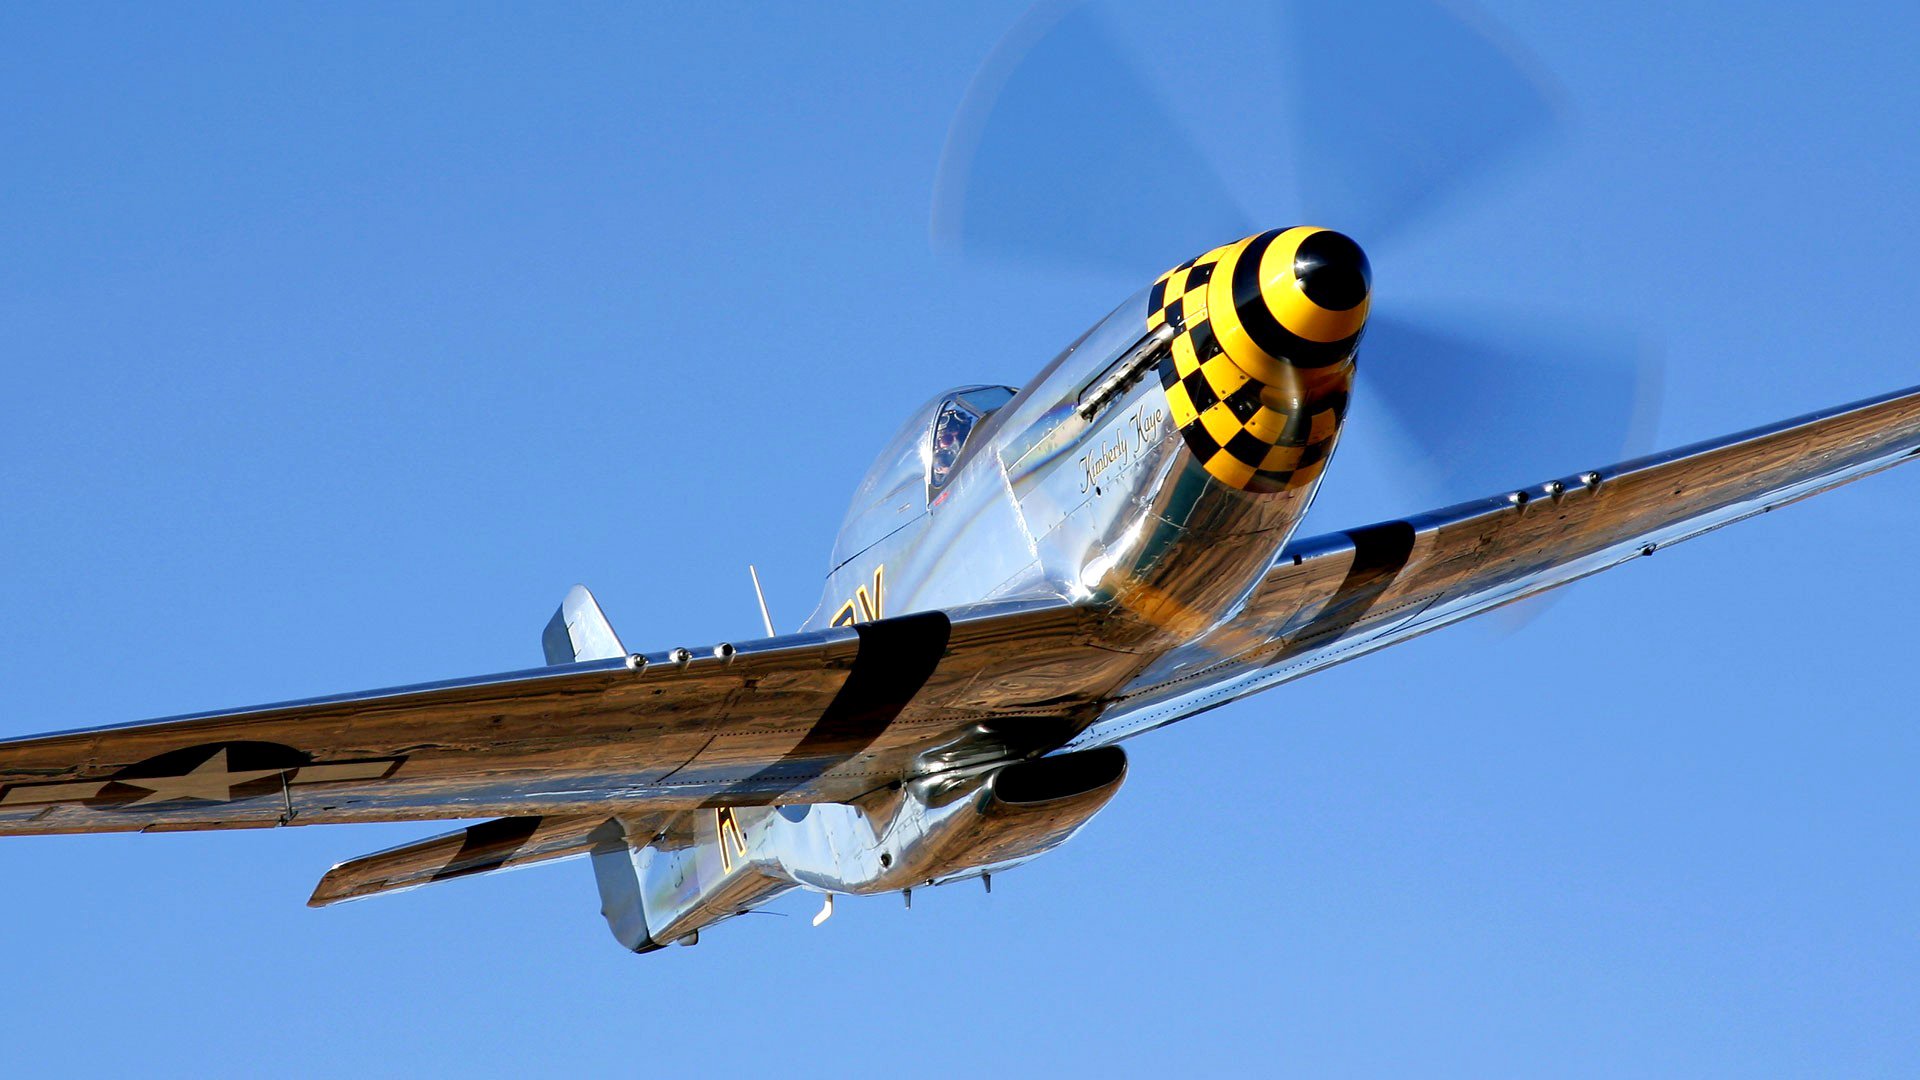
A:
[{"left": 0, "top": 741, "right": 404, "bottom": 812}]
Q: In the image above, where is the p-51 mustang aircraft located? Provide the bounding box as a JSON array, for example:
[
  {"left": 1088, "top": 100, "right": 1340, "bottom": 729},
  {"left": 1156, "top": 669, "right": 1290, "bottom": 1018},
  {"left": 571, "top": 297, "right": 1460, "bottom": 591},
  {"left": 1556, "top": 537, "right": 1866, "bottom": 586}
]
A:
[{"left": 4, "top": 226, "right": 1918, "bottom": 953}]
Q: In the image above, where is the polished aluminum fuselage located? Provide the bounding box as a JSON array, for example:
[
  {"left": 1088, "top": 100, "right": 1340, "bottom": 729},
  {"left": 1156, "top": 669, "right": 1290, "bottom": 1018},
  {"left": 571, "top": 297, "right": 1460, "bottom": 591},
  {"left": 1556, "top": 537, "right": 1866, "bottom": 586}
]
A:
[
  {"left": 808, "top": 298, "right": 1332, "bottom": 649},
  {"left": 618, "top": 293, "right": 1354, "bottom": 933}
]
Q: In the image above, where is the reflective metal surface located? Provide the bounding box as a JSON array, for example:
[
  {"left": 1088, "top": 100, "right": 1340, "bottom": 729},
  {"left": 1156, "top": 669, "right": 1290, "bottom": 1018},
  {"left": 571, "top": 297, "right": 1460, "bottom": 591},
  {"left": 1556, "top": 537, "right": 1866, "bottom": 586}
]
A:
[
  {"left": 311, "top": 813, "right": 626, "bottom": 906},
  {"left": 809, "top": 229, "right": 1372, "bottom": 659},
  {"left": 6, "top": 224, "right": 1920, "bottom": 958},
  {"left": 0, "top": 599, "right": 1135, "bottom": 834},
  {"left": 592, "top": 747, "right": 1126, "bottom": 949},
  {"left": 1079, "top": 384, "right": 1920, "bottom": 746}
]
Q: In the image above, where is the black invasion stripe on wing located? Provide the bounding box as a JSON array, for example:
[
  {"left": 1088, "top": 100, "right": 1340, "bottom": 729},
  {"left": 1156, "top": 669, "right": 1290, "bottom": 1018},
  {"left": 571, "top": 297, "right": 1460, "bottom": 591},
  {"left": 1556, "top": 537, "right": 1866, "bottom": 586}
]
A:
[
  {"left": 722, "top": 609, "right": 953, "bottom": 798},
  {"left": 428, "top": 815, "right": 546, "bottom": 883},
  {"left": 1291, "top": 521, "right": 1418, "bottom": 645}
]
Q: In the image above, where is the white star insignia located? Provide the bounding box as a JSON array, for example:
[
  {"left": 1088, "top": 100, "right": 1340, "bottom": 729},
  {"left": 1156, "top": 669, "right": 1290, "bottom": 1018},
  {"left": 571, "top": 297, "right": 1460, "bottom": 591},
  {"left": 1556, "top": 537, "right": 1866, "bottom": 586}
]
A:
[
  {"left": 117, "top": 747, "right": 291, "bottom": 806},
  {"left": 0, "top": 743, "right": 406, "bottom": 810}
]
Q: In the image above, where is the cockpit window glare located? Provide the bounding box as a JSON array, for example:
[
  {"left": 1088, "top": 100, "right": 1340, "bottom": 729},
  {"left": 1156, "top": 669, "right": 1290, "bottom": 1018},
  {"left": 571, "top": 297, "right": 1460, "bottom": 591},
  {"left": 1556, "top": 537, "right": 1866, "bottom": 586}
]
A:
[
  {"left": 956, "top": 385, "right": 1016, "bottom": 416},
  {"left": 829, "top": 383, "right": 1020, "bottom": 571}
]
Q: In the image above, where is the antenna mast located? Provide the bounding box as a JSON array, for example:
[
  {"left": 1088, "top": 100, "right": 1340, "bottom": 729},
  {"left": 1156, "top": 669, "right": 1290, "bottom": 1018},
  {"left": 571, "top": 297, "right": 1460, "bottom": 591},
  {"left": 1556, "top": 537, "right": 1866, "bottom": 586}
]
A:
[{"left": 748, "top": 565, "right": 777, "bottom": 637}]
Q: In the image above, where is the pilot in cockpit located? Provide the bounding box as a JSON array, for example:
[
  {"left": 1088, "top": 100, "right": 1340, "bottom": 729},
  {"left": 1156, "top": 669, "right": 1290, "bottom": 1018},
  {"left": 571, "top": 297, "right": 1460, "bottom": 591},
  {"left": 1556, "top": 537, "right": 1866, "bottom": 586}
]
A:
[{"left": 929, "top": 405, "right": 977, "bottom": 488}]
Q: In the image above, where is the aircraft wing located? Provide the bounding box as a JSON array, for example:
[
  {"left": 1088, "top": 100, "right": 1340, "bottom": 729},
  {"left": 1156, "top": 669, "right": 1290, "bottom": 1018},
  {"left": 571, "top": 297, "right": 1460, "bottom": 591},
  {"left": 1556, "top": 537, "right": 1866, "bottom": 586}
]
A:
[
  {"left": 0, "top": 601, "right": 1129, "bottom": 836},
  {"left": 1079, "top": 384, "right": 1920, "bottom": 745},
  {"left": 13, "top": 387, "right": 1919, "bottom": 839}
]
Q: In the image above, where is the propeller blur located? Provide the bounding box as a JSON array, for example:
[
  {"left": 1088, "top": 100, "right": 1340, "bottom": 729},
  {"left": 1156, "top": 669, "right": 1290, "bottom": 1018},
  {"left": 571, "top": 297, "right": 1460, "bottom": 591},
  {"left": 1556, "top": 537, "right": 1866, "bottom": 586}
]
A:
[{"left": 1, "top": 5, "right": 1913, "bottom": 958}]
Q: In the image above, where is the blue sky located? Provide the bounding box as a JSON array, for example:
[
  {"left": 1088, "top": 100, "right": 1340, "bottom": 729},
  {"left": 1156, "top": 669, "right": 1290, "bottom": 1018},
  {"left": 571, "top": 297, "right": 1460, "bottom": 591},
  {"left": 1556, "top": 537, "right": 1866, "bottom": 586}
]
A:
[{"left": 2, "top": 2, "right": 1917, "bottom": 1075}]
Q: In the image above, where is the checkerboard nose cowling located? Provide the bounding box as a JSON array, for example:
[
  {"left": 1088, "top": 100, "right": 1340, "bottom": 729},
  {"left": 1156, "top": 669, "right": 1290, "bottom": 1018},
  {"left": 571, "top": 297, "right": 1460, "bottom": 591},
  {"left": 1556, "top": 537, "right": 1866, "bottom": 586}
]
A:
[
  {"left": 1216, "top": 226, "right": 1370, "bottom": 380},
  {"left": 1150, "top": 227, "right": 1367, "bottom": 493}
]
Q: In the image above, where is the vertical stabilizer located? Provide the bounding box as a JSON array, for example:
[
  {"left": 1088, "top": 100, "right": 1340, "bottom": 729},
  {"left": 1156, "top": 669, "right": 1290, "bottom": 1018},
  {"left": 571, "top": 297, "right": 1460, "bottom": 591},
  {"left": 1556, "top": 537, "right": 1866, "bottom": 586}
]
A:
[
  {"left": 591, "top": 828, "right": 662, "bottom": 953},
  {"left": 541, "top": 584, "right": 626, "bottom": 665}
]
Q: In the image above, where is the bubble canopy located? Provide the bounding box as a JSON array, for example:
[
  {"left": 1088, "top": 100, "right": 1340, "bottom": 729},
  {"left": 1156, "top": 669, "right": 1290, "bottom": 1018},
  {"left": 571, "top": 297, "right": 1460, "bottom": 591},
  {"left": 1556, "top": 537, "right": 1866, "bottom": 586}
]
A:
[{"left": 829, "top": 384, "right": 1016, "bottom": 572}]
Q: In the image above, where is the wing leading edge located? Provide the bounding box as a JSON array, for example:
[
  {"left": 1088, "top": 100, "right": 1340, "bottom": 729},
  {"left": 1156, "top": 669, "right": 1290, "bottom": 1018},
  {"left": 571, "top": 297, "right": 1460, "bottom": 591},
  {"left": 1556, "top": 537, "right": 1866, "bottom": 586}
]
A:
[
  {"left": 10, "top": 386, "right": 1917, "bottom": 845},
  {"left": 0, "top": 599, "right": 1132, "bottom": 837},
  {"left": 1081, "top": 384, "right": 1920, "bottom": 744}
]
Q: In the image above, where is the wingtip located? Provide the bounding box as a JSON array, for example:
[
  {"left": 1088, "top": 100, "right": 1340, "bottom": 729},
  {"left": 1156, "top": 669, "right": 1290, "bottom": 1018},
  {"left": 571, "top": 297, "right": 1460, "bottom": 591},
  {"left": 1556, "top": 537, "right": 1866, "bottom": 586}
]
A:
[{"left": 307, "top": 866, "right": 352, "bottom": 908}]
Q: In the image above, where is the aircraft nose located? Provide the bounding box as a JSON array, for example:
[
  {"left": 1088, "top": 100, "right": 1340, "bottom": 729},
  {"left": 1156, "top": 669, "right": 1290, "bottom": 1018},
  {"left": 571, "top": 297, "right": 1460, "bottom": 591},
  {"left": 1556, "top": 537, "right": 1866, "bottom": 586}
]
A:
[
  {"left": 1154, "top": 226, "right": 1367, "bottom": 494},
  {"left": 1290, "top": 229, "right": 1371, "bottom": 318},
  {"left": 1216, "top": 226, "right": 1371, "bottom": 376}
]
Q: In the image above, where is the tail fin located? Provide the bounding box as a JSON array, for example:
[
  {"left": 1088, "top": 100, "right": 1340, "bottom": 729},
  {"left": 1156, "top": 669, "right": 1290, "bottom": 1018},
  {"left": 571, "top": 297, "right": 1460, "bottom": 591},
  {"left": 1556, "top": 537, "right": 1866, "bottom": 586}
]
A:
[
  {"left": 590, "top": 807, "right": 793, "bottom": 952},
  {"left": 541, "top": 584, "right": 626, "bottom": 665}
]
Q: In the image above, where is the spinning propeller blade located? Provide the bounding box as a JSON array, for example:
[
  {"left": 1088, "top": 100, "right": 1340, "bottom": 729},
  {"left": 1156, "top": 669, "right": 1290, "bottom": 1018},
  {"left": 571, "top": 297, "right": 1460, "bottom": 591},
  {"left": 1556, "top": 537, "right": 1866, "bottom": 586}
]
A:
[
  {"left": 932, "top": 0, "right": 1664, "bottom": 571},
  {"left": 931, "top": 0, "right": 1253, "bottom": 273},
  {"left": 1360, "top": 311, "right": 1664, "bottom": 504}
]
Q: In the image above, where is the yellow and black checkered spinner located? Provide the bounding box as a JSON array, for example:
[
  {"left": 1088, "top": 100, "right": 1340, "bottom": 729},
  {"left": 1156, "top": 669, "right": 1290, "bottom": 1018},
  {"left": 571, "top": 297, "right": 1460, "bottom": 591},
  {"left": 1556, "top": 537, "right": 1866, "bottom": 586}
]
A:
[{"left": 1151, "top": 227, "right": 1369, "bottom": 493}]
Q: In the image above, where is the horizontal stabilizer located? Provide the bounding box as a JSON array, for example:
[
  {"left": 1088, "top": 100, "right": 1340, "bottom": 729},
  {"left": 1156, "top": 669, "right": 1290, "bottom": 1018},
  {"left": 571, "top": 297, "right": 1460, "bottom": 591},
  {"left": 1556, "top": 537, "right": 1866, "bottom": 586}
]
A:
[{"left": 310, "top": 814, "right": 629, "bottom": 907}]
